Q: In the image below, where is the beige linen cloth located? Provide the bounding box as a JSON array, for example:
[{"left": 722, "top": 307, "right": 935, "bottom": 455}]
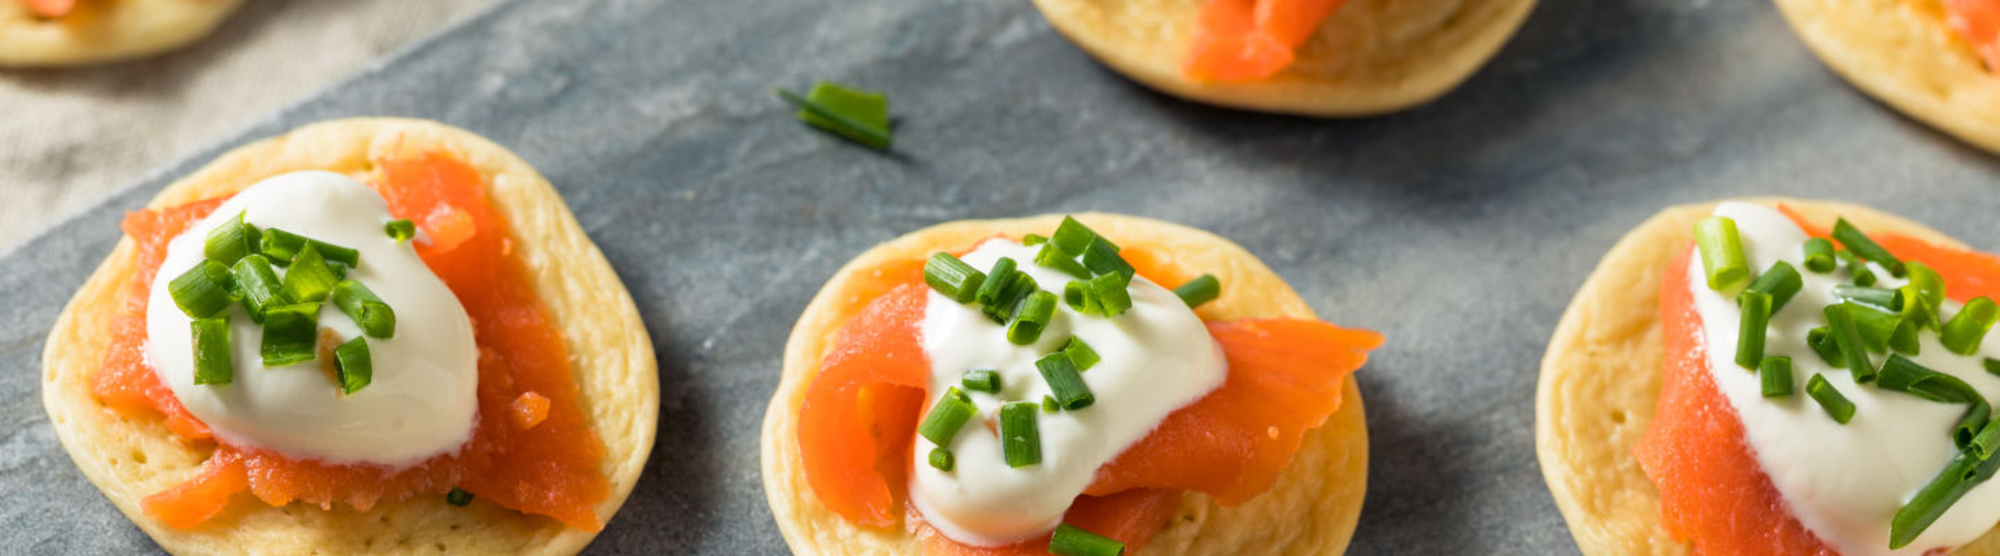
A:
[{"left": 0, "top": 0, "right": 496, "bottom": 255}]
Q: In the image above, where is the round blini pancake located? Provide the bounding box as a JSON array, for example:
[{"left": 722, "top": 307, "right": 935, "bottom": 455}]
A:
[
  {"left": 40, "top": 118, "right": 659, "bottom": 555},
  {"left": 1773, "top": 0, "right": 2000, "bottom": 155},
  {"left": 1534, "top": 198, "right": 2000, "bottom": 554},
  {"left": 761, "top": 213, "right": 1370, "bottom": 555},
  {"left": 0, "top": 0, "right": 243, "bottom": 67},
  {"left": 1028, "top": 0, "right": 1537, "bottom": 117}
]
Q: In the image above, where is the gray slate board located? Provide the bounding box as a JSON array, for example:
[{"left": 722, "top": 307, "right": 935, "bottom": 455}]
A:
[{"left": 4, "top": 0, "right": 1998, "bottom": 553}]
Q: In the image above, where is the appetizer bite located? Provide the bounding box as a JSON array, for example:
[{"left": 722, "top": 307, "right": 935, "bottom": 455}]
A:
[
  {"left": 1539, "top": 199, "right": 2000, "bottom": 554},
  {"left": 1774, "top": 0, "right": 2000, "bottom": 154},
  {"left": 762, "top": 214, "right": 1381, "bottom": 554},
  {"left": 41, "top": 118, "right": 658, "bottom": 554},
  {"left": 1, "top": 0, "right": 243, "bottom": 67},
  {"left": 1028, "top": 0, "right": 1536, "bottom": 116}
]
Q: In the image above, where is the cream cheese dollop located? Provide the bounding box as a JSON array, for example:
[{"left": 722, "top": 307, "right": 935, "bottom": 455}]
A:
[
  {"left": 909, "top": 239, "right": 1227, "bottom": 545},
  {"left": 1690, "top": 202, "right": 2000, "bottom": 555},
  {"left": 145, "top": 171, "right": 478, "bottom": 468}
]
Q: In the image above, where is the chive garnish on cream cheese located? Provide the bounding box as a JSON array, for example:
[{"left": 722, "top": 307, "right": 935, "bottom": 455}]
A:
[{"left": 1050, "top": 523, "right": 1126, "bottom": 556}]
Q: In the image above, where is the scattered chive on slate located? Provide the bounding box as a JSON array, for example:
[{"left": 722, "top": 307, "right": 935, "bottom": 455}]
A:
[
  {"left": 262, "top": 228, "right": 360, "bottom": 268},
  {"left": 232, "top": 255, "right": 288, "bottom": 323},
  {"left": 917, "top": 387, "right": 977, "bottom": 446},
  {"left": 1008, "top": 291, "right": 1058, "bottom": 345},
  {"left": 1001, "top": 401, "right": 1041, "bottom": 468},
  {"left": 962, "top": 369, "right": 1002, "bottom": 393},
  {"left": 1744, "top": 262, "right": 1802, "bottom": 312},
  {"left": 1760, "top": 356, "right": 1793, "bottom": 398},
  {"left": 1803, "top": 237, "right": 1837, "bottom": 273},
  {"left": 1942, "top": 297, "right": 1998, "bottom": 356},
  {"left": 333, "top": 336, "right": 373, "bottom": 395},
  {"left": 1693, "top": 216, "right": 1749, "bottom": 290},
  {"left": 1890, "top": 448, "right": 2000, "bottom": 549},
  {"left": 447, "top": 487, "right": 474, "bottom": 507},
  {"left": 1832, "top": 218, "right": 1906, "bottom": 277},
  {"left": 929, "top": 447, "right": 955, "bottom": 472},
  {"left": 1063, "top": 337, "right": 1100, "bottom": 371},
  {"left": 1735, "top": 290, "right": 1772, "bottom": 370},
  {"left": 924, "top": 253, "right": 986, "bottom": 304},
  {"left": 1837, "top": 250, "right": 1877, "bottom": 287},
  {"left": 1174, "top": 274, "right": 1221, "bottom": 309},
  {"left": 331, "top": 280, "right": 396, "bottom": 339},
  {"left": 1806, "top": 373, "right": 1855, "bottom": 424},
  {"left": 385, "top": 219, "right": 417, "bottom": 242},
  {"left": 1049, "top": 523, "right": 1126, "bottom": 556},
  {"left": 204, "top": 211, "right": 262, "bottom": 265},
  {"left": 774, "top": 83, "right": 891, "bottom": 150},
  {"left": 1036, "top": 352, "right": 1095, "bottom": 411},
  {"left": 191, "top": 317, "right": 233, "bottom": 386},
  {"left": 168, "top": 260, "right": 236, "bottom": 319},
  {"left": 280, "top": 243, "right": 343, "bottom": 303},
  {"left": 259, "top": 302, "right": 321, "bottom": 367}
]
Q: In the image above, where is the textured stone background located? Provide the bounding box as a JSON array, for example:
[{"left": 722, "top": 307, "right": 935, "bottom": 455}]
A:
[{"left": 3, "top": 0, "right": 1998, "bottom": 553}]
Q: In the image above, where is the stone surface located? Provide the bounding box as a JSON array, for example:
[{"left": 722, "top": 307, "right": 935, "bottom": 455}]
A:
[{"left": 3, "top": 0, "right": 1998, "bottom": 553}]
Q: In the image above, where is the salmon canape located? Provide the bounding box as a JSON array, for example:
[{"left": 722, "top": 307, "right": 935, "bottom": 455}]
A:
[
  {"left": 0, "top": 0, "right": 244, "bottom": 67},
  {"left": 41, "top": 118, "right": 658, "bottom": 555},
  {"left": 762, "top": 214, "right": 1380, "bottom": 555},
  {"left": 1773, "top": 0, "right": 2000, "bottom": 154},
  {"left": 1539, "top": 199, "right": 2000, "bottom": 554},
  {"left": 1027, "top": 0, "right": 1536, "bottom": 116}
]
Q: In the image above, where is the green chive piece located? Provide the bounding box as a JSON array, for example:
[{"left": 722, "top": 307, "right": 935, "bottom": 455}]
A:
[
  {"left": 331, "top": 280, "right": 396, "bottom": 339},
  {"left": 1942, "top": 297, "right": 1999, "bottom": 356},
  {"left": 1826, "top": 303, "right": 1876, "bottom": 382},
  {"left": 1042, "top": 395, "right": 1059, "bottom": 413},
  {"left": 1833, "top": 285, "right": 1901, "bottom": 312},
  {"left": 1023, "top": 233, "right": 1048, "bottom": 246},
  {"left": 917, "top": 387, "right": 977, "bottom": 446},
  {"left": 447, "top": 487, "right": 473, "bottom": 507},
  {"left": 962, "top": 369, "right": 1002, "bottom": 394},
  {"left": 1063, "top": 280, "right": 1094, "bottom": 315},
  {"left": 983, "top": 272, "right": 1040, "bottom": 325},
  {"left": 261, "top": 228, "right": 360, "bottom": 268},
  {"left": 231, "top": 255, "right": 288, "bottom": 323},
  {"left": 1735, "top": 290, "right": 1772, "bottom": 370},
  {"left": 203, "top": 211, "right": 262, "bottom": 265},
  {"left": 1001, "top": 402, "right": 1041, "bottom": 468},
  {"left": 168, "top": 260, "right": 236, "bottom": 318},
  {"left": 1838, "top": 249, "right": 1878, "bottom": 287},
  {"left": 279, "top": 244, "right": 342, "bottom": 303},
  {"left": 1890, "top": 449, "right": 2000, "bottom": 549},
  {"left": 1080, "top": 237, "right": 1134, "bottom": 280},
  {"left": 1034, "top": 243, "right": 1092, "bottom": 280},
  {"left": 929, "top": 447, "right": 955, "bottom": 472},
  {"left": 975, "top": 258, "right": 1021, "bottom": 308},
  {"left": 1807, "top": 327, "right": 1845, "bottom": 368},
  {"left": 1694, "top": 216, "right": 1749, "bottom": 290},
  {"left": 774, "top": 85, "right": 892, "bottom": 150},
  {"left": 1972, "top": 419, "right": 2000, "bottom": 460},
  {"left": 1036, "top": 352, "right": 1095, "bottom": 411},
  {"left": 1849, "top": 304, "right": 1908, "bottom": 355},
  {"left": 1833, "top": 218, "right": 1906, "bottom": 277},
  {"left": 1909, "top": 261, "right": 1949, "bottom": 313},
  {"left": 1063, "top": 337, "right": 1101, "bottom": 371},
  {"left": 1878, "top": 354, "right": 1982, "bottom": 404},
  {"left": 1892, "top": 319, "right": 1924, "bottom": 356},
  {"left": 1091, "top": 272, "right": 1134, "bottom": 318},
  {"left": 1746, "top": 262, "right": 1803, "bottom": 313},
  {"left": 1050, "top": 216, "right": 1112, "bottom": 257},
  {"left": 1174, "top": 274, "right": 1222, "bottom": 309},
  {"left": 1049, "top": 523, "right": 1126, "bottom": 556},
  {"left": 1803, "top": 238, "right": 1837, "bottom": 273},
  {"left": 333, "top": 336, "right": 372, "bottom": 395},
  {"left": 259, "top": 302, "right": 320, "bottom": 367},
  {"left": 1988, "top": 357, "right": 2000, "bottom": 377},
  {"left": 1901, "top": 284, "right": 1941, "bottom": 331},
  {"left": 385, "top": 219, "right": 416, "bottom": 242},
  {"left": 1008, "top": 291, "right": 1058, "bottom": 345},
  {"left": 1959, "top": 403, "right": 1993, "bottom": 450},
  {"left": 191, "top": 317, "right": 234, "bottom": 386},
  {"left": 1806, "top": 373, "right": 1856, "bottom": 424},
  {"left": 924, "top": 253, "right": 987, "bottom": 304},
  {"left": 1760, "top": 356, "right": 1793, "bottom": 398}
]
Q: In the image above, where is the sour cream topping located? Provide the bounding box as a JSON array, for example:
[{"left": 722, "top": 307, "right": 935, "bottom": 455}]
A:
[
  {"left": 1690, "top": 202, "right": 2000, "bottom": 555},
  {"left": 145, "top": 171, "right": 479, "bottom": 468},
  {"left": 909, "top": 239, "right": 1227, "bottom": 545}
]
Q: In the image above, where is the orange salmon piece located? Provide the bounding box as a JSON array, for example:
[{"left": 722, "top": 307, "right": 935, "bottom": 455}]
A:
[
  {"left": 1948, "top": 0, "right": 2000, "bottom": 72},
  {"left": 917, "top": 489, "right": 1183, "bottom": 555},
  {"left": 93, "top": 198, "right": 226, "bottom": 442},
  {"left": 798, "top": 282, "right": 932, "bottom": 527},
  {"left": 1186, "top": 0, "right": 1348, "bottom": 81}
]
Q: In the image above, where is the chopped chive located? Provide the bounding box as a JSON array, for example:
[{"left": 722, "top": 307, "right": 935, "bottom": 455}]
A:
[
  {"left": 974, "top": 258, "right": 1020, "bottom": 308},
  {"left": 1049, "top": 523, "right": 1126, "bottom": 556},
  {"left": 1973, "top": 418, "right": 2000, "bottom": 460},
  {"left": 331, "top": 280, "right": 396, "bottom": 339},
  {"left": 1826, "top": 303, "right": 1876, "bottom": 382},
  {"left": 191, "top": 317, "right": 233, "bottom": 386},
  {"left": 1063, "top": 337, "right": 1100, "bottom": 371},
  {"left": 1746, "top": 262, "right": 1803, "bottom": 313},
  {"left": 1892, "top": 319, "right": 1923, "bottom": 356},
  {"left": 1090, "top": 272, "right": 1133, "bottom": 318},
  {"left": 1080, "top": 237, "right": 1134, "bottom": 280},
  {"left": 1050, "top": 216, "right": 1112, "bottom": 257},
  {"left": 447, "top": 487, "right": 473, "bottom": 507},
  {"left": 168, "top": 260, "right": 236, "bottom": 319},
  {"left": 1833, "top": 285, "right": 1901, "bottom": 312},
  {"left": 924, "top": 253, "right": 987, "bottom": 304},
  {"left": 1833, "top": 218, "right": 1905, "bottom": 277},
  {"left": 203, "top": 211, "right": 261, "bottom": 265},
  {"left": 983, "top": 272, "right": 1040, "bottom": 324},
  {"left": 1803, "top": 238, "right": 1837, "bottom": 273},
  {"left": 773, "top": 86, "right": 892, "bottom": 150},
  {"left": 1909, "top": 261, "right": 1948, "bottom": 312},
  {"left": 333, "top": 336, "right": 372, "bottom": 395},
  {"left": 1807, "top": 327, "right": 1845, "bottom": 368},
  {"left": 1034, "top": 243, "right": 1092, "bottom": 280},
  {"left": 261, "top": 228, "right": 360, "bottom": 268},
  {"left": 231, "top": 255, "right": 288, "bottom": 323},
  {"left": 1735, "top": 291, "right": 1772, "bottom": 370},
  {"left": 259, "top": 302, "right": 320, "bottom": 367},
  {"left": 1959, "top": 403, "right": 1993, "bottom": 450},
  {"left": 1023, "top": 233, "right": 1048, "bottom": 246},
  {"left": 1042, "top": 395, "right": 1058, "bottom": 413},
  {"left": 279, "top": 244, "right": 342, "bottom": 303},
  {"left": 1890, "top": 448, "right": 2000, "bottom": 548},
  {"left": 1806, "top": 374, "right": 1856, "bottom": 424},
  {"left": 1849, "top": 304, "right": 1907, "bottom": 354},
  {"left": 917, "top": 387, "right": 978, "bottom": 446},
  {"left": 1942, "top": 297, "right": 1998, "bottom": 356},
  {"left": 1988, "top": 358, "right": 2000, "bottom": 377},
  {"left": 385, "top": 219, "right": 416, "bottom": 242},
  {"left": 1694, "top": 216, "right": 1749, "bottom": 290},
  {"left": 1760, "top": 356, "right": 1793, "bottom": 398},
  {"left": 1174, "top": 274, "right": 1221, "bottom": 309},
  {"left": 962, "top": 370, "right": 1002, "bottom": 393},
  {"left": 1000, "top": 402, "right": 1041, "bottom": 468},
  {"left": 1008, "top": 291, "right": 1058, "bottom": 345},
  {"left": 1837, "top": 250, "right": 1878, "bottom": 287},
  {"left": 1901, "top": 284, "right": 1941, "bottom": 331},
  {"left": 1063, "top": 280, "right": 1096, "bottom": 315},
  {"left": 929, "top": 447, "right": 955, "bottom": 472},
  {"left": 1878, "top": 354, "right": 1982, "bottom": 404},
  {"left": 1036, "top": 352, "right": 1095, "bottom": 411}
]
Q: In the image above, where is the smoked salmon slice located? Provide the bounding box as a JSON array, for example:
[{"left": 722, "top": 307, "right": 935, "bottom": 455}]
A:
[
  {"left": 1186, "top": 0, "right": 1349, "bottom": 81},
  {"left": 796, "top": 250, "right": 1380, "bottom": 553},
  {"left": 1947, "top": 0, "right": 2000, "bottom": 72},
  {"left": 102, "top": 153, "right": 608, "bottom": 531}
]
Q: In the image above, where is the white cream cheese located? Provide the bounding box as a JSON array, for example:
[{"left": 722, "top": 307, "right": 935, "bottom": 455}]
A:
[
  {"left": 908, "top": 239, "right": 1227, "bottom": 546},
  {"left": 145, "top": 171, "right": 479, "bottom": 468},
  {"left": 1690, "top": 202, "right": 2000, "bottom": 555}
]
